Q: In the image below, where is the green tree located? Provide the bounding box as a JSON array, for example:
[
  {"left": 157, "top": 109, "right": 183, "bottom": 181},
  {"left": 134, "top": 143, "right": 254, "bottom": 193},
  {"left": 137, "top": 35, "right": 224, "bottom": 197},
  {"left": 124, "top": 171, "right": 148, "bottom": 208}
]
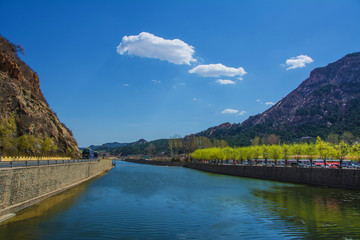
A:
[
  {"left": 269, "top": 145, "right": 283, "bottom": 166},
  {"left": 252, "top": 136, "right": 260, "bottom": 146},
  {"left": 39, "top": 137, "right": 55, "bottom": 159},
  {"left": 282, "top": 144, "right": 292, "bottom": 167},
  {"left": 332, "top": 141, "right": 349, "bottom": 168},
  {"left": 303, "top": 143, "right": 317, "bottom": 167},
  {"left": 0, "top": 114, "right": 17, "bottom": 160},
  {"left": 291, "top": 143, "right": 303, "bottom": 166},
  {"left": 351, "top": 143, "right": 360, "bottom": 163},
  {"left": 262, "top": 145, "right": 269, "bottom": 165},
  {"left": 16, "top": 135, "right": 36, "bottom": 159},
  {"left": 316, "top": 137, "right": 331, "bottom": 167},
  {"left": 251, "top": 145, "right": 261, "bottom": 164}
]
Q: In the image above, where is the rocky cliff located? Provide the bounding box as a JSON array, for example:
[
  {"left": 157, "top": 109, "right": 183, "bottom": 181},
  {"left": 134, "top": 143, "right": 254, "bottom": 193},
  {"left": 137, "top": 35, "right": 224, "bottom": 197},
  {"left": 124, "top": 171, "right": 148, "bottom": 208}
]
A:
[
  {"left": 198, "top": 52, "right": 360, "bottom": 145},
  {"left": 0, "top": 36, "right": 80, "bottom": 156}
]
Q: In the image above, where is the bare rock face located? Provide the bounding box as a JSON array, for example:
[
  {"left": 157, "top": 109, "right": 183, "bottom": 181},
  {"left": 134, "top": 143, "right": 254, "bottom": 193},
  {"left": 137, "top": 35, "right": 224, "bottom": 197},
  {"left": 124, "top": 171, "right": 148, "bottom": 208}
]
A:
[{"left": 0, "top": 36, "right": 80, "bottom": 156}]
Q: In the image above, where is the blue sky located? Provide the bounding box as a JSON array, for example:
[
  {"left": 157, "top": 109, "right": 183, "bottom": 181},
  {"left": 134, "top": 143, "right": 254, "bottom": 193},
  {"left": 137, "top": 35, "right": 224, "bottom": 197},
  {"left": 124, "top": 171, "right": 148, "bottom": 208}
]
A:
[{"left": 1, "top": 0, "right": 359, "bottom": 147}]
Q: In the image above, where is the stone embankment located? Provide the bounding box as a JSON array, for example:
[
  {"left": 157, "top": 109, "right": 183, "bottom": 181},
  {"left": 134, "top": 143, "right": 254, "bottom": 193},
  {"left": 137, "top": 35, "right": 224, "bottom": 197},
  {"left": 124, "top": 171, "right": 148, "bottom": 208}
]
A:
[
  {"left": 184, "top": 163, "right": 360, "bottom": 190},
  {"left": 0, "top": 160, "right": 113, "bottom": 220},
  {"left": 125, "top": 159, "right": 360, "bottom": 190}
]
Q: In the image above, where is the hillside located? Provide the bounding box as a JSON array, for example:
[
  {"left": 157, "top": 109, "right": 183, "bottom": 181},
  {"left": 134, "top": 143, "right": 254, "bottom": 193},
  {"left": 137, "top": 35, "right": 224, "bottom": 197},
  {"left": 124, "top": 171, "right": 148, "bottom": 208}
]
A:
[
  {"left": 198, "top": 52, "right": 360, "bottom": 145},
  {"left": 0, "top": 36, "right": 80, "bottom": 155}
]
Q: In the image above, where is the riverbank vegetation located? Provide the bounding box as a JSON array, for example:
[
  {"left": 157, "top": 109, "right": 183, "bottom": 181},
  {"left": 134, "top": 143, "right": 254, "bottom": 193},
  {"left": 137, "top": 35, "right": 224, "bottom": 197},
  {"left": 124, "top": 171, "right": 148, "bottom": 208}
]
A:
[{"left": 191, "top": 137, "right": 360, "bottom": 167}]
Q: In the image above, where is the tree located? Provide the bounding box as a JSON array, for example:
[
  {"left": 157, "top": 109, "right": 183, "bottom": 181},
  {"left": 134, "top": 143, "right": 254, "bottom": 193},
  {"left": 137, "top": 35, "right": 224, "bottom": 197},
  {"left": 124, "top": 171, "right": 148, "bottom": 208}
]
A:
[
  {"left": 316, "top": 137, "right": 331, "bottom": 167},
  {"left": 341, "top": 132, "right": 354, "bottom": 145},
  {"left": 332, "top": 141, "right": 349, "bottom": 168},
  {"left": 16, "top": 135, "right": 36, "bottom": 159},
  {"left": 303, "top": 143, "right": 317, "bottom": 167},
  {"left": 252, "top": 136, "right": 260, "bottom": 146},
  {"left": 327, "top": 133, "right": 339, "bottom": 145},
  {"left": 0, "top": 114, "right": 17, "bottom": 160},
  {"left": 269, "top": 145, "right": 283, "bottom": 166},
  {"left": 39, "top": 137, "right": 55, "bottom": 159},
  {"left": 213, "top": 139, "right": 228, "bottom": 148},
  {"left": 251, "top": 145, "right": 261, "bottom": 164},
  {"left": 291, "top": 143, "right": 303, "bottom": 166},
  {"left": 351, "top": 143, "right": 360, "bottom": 163},
  {"left": 147, "top": 143, "right": 155, "bottom": 158},
  {"left": 66, "top": 147, "right": 73, "bottom": 158},
  {"left": 266, "top": 134, "right": 280, "bottom": 145},
  {"left": 261, "top": 146, "right": 269, "bottom": 165},
  {"left": 282, "top": 144, "right": 292, "bottom": 167},
  {"left": 199, "top": 136, "right": 213, "bottom": 149},
  {"left": 168, "top": 138, "right": 175, "bottom": 158}
]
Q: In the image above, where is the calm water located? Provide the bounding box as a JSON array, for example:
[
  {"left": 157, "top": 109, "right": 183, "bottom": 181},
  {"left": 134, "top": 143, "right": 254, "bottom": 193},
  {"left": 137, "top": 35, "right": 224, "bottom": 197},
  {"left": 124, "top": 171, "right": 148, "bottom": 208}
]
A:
[{"left": 1, "top": 161, "right": 360, "bottom": 239}]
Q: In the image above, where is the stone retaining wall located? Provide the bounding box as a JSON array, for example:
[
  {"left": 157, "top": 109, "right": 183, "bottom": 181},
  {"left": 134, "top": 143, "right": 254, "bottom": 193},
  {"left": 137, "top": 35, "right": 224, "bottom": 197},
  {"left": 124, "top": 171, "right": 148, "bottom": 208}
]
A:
[
  {"left": 0, "top": 160, "right": 113, "bottom": 217},
  {"left": 184, "top": 163, "right": 360, "bottom": 189}
]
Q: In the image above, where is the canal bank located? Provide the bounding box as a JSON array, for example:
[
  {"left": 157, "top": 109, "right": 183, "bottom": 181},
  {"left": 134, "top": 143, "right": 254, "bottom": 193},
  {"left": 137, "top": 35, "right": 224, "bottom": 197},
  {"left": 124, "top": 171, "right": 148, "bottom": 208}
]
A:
[
  {"left": 0, "top": 159, "right": 113, "bottom": 222},
  {"left": 124, "top": 159, "right": 360, "bottom": 190}
]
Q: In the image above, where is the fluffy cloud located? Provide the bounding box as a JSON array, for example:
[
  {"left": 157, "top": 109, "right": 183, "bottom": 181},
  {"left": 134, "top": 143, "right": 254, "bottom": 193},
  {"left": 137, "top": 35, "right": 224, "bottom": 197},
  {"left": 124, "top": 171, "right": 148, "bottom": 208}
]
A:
[
  {"left": 189, "top": 63, "right": 246, "bottom": 78},
  {"left": 117, "top": 32, "right": 196, "bottom": 65},
  {"left": 284, "top": 55, "right": 314, "bottom": 70},
  {"left": 221, "top": 108, "right": 239, "bottom": 114},
  {"left": 151, "top": 80, "right": 161, "bottom": 84},
  {"left": 265, "top": 101, "right": 275, "bottom": 105},
  {"left": 216, "top": 79, "right": 236, "bottom": 85}
]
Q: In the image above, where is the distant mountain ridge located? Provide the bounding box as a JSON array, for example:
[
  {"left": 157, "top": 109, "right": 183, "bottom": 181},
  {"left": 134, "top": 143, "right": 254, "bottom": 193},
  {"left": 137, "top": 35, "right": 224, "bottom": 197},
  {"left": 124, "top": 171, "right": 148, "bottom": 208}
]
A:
[
  {"left": 86, "top": 139, "right": 148, "bottom": 151},
  {"left": 88, "top": 142, "right": 129, "bottom": 150},
  {"left": 197, "top": 52, "right": 360, "bottom": 145}
]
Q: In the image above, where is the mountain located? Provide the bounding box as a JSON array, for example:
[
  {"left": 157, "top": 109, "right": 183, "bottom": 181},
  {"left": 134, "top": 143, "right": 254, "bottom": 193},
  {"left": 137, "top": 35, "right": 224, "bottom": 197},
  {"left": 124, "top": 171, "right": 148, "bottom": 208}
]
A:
[
  {"left": 0, "top": 36, "right": 80, "bottom": 155},
  {"left": 111, "top": 138, "right": 170, "bottom": 156},
  {"left": 197, "top": 52, "right": 360, "bottom": 145},
  {"left": 87, "top": 142, "right": 129, "bottom": 150}
]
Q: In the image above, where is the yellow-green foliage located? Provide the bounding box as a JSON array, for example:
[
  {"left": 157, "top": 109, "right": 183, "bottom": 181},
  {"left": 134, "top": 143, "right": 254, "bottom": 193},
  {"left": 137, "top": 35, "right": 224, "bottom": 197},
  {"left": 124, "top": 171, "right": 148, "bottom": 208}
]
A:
[
  {"left": 0, "top": 115, "right": 60, "bottom": 159},
  {"left": 191, "top": 136, "right": 358, "bottom": 162}
]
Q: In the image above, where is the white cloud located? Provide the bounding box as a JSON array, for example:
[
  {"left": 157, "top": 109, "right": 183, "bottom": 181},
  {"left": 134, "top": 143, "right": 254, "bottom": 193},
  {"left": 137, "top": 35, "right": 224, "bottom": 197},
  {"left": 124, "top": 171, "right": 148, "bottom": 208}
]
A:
[
  {"left": 216, "top": 79, "right": 236, "bottom": 85},
  {"left": 221, "top": 108, "right": 239, "bottom": 114},
  {"left": 265, "top": 101, "right": 275, "bottom": 105},
  {"left": 123, "top": 84, "right": 129, "bottom": 87},
  {"left": 189, "top": 63, "right": 246, "bottom": 78},
  {"left": 284, "top": 55, "right": 313, "bottom": 70},
  {"left": 256, "top": 99, "right": 261, "bottom": 102},
  {"left": 237, "top": 110, "right": 246, "bottom": 116},
  {"left": 152, "top": 80, "right": 161, "bottom": 84},
  {"left": 193, "top": 98, "right": 198, "bottom": 101},
  {"left": 117, "top": 32, "right": 196, "bottom": 65}
]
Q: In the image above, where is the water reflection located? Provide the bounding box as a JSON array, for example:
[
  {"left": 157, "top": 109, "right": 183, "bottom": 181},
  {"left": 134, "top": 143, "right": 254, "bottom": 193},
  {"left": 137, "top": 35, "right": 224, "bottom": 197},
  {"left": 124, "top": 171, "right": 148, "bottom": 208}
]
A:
[
  {"left": 252, "top": 184, "right": 360, "bottom": 239},
  {"left": 0, "top": 176, "right": 95, "bottom": 240}
]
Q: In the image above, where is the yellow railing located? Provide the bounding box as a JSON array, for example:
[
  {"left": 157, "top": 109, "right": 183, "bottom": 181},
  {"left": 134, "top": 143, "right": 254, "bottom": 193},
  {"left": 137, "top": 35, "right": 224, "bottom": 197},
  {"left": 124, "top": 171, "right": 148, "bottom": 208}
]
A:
[{"left": 1, "top": 156, "right": 71, "bottom": 161}]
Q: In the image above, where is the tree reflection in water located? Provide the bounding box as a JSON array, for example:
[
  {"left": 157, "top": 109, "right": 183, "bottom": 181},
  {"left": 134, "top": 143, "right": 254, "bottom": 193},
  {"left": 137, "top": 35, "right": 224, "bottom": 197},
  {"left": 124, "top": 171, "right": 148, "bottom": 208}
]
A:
[{"left": 252, "top": 184, "right": 360, "bottom": 239}]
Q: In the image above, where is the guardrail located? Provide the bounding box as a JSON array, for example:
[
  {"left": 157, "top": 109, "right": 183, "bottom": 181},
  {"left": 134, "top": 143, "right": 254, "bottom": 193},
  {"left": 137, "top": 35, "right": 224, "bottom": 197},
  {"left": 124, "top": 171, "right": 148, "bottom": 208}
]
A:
[{"left": 0, "top": 159, "right": 100, "bottom": 169}]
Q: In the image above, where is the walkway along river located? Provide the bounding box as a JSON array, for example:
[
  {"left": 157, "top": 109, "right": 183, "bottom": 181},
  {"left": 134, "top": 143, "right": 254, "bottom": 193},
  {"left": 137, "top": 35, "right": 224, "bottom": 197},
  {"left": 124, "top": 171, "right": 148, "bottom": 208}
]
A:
[{"left": 1, "top": 160, "right": 360, "bottom": 239}]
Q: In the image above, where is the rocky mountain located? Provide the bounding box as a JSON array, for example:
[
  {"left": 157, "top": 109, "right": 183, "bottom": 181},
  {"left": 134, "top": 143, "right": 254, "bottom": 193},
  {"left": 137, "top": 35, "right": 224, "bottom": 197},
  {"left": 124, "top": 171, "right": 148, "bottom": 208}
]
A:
[
  {"left": 0, "top": 36, "right": 80, "bottom": 156},
  {"left": 198, "top": 52, "right": 360, "bottom": 145}
]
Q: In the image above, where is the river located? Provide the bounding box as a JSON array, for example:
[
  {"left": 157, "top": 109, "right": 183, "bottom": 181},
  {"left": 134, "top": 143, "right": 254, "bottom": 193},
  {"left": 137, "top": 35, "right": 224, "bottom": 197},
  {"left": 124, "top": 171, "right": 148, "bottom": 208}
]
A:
[{"left": 1, "top": 160, "right": 360, "bottom": 239}]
